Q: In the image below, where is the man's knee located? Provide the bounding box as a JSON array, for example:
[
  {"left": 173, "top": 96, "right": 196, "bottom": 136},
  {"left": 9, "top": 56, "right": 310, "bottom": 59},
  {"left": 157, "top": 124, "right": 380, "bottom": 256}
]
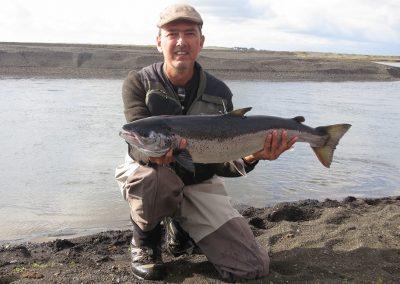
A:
[
  {"left": 197, "top": 217, "right": 270, "bottom": 281},
  {"left": 217, "top": 240, "right": 269, "bottom": 281},
  {"left": 249, "top": 246, "right": 270, "bottom": 279}
]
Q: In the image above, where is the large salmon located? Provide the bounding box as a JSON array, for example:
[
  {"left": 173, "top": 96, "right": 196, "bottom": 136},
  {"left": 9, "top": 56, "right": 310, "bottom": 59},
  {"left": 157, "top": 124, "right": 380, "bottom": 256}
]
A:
[{"left": 119, "top": 107, "right": 351, "bottom": 171}]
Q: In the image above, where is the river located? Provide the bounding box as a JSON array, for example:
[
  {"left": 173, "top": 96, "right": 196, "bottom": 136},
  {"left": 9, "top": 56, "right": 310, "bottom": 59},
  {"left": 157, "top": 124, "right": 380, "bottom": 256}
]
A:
[{"left": 0, "top": 78, "right": 399, "bottom": 243}]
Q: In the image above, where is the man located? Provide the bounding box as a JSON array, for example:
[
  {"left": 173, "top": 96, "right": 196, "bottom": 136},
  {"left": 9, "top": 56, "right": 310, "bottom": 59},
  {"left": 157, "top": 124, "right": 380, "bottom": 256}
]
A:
[{"left": 115, "top": 4, "right": 297, "bottom": 281}]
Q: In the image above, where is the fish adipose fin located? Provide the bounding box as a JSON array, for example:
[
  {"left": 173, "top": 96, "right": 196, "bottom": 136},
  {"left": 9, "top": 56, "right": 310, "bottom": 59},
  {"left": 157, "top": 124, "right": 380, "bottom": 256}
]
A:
[
  {"left": 228, "top": 107, "right": 252, "bottom": 117},
  {"left": 312, "top": 124, "right": 352, "bottom": 168},
  {"left": 292, "top": 116, "right": 305, "bottom": 123},
  {"left": 173, "top": 149, "right": 195, "bottom": 173}
]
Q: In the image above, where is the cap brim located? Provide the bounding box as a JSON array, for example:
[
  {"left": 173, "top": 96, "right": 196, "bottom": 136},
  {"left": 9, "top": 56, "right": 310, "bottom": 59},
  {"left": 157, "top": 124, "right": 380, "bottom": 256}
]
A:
[{"left": 158, "top": 16, "right": 203, "bottom": 28}]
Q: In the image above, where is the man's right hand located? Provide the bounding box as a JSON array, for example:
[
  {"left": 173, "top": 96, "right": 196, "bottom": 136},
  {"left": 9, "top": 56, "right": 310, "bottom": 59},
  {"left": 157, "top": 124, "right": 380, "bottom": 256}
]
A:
[{"left": 149, "top": 139, "right": 188, "bottom": 165}]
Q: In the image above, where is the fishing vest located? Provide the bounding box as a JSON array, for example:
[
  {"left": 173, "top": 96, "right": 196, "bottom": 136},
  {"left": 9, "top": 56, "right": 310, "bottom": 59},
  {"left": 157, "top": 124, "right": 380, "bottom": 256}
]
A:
[{"left": 137, "top": 62, "right": 232, "bottom": 116}]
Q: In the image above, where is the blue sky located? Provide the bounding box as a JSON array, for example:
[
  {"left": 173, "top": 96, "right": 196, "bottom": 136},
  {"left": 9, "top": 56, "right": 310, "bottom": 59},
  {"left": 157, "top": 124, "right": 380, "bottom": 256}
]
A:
[{"left": 1, "top": 0, "right": 399, "bottom": 55}]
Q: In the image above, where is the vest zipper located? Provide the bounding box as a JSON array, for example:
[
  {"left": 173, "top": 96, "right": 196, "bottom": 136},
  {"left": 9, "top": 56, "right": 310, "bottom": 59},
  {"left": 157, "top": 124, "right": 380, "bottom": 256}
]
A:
[{"left": 186, "top": 69, "right": 206, "bottom": 115}]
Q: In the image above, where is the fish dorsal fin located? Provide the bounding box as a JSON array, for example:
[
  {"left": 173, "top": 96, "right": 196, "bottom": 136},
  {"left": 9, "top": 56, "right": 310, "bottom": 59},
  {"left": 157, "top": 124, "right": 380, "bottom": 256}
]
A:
[
  {"left": 228, "top": 107, "right": 252, "bottom": 117},
  {"left": 292, "top": 116, "right": 305, "bottom": 123}
]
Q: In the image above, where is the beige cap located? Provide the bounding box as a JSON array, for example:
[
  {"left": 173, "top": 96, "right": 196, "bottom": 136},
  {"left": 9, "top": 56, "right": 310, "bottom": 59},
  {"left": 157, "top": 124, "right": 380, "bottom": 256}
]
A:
[{"left": 157, "top": 4, "right": 203, "bottom": 28}]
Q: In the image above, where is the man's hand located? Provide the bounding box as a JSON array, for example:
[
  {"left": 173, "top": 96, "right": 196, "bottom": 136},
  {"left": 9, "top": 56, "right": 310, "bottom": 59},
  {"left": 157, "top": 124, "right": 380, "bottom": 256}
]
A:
[
  {"left": 243, "top": 130, "right": 297, "bottom": 164},
  {"left": 149, "top": 139, "right": 188, "bottom": 165}
]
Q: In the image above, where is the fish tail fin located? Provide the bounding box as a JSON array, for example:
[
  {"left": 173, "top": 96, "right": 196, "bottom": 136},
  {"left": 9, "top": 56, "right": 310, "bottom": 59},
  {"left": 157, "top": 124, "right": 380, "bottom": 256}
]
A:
[{"left": 312, "top": 124, "right": 351, "bottom": 168}]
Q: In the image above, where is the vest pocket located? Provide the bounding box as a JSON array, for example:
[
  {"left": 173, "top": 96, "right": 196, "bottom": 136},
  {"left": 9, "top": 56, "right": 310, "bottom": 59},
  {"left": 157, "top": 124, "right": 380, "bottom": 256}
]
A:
[
  {"left": 146, "top": 90, "right": 182, "bottom": 116},
  {"left": 188, "top": 94, "right": 227, "bottom": 115}
]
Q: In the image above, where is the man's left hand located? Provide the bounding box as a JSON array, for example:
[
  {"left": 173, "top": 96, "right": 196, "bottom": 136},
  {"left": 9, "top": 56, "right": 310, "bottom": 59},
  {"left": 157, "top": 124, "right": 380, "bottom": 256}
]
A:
[{"left": 243, "top": 130, "right": 297, "bottom": 164}]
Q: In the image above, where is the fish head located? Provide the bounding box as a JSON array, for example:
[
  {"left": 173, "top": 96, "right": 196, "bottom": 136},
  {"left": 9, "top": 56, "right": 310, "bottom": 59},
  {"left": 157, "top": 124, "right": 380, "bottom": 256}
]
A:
[{"left": 119, "top": 117, "right": 175, "bottom": 157}]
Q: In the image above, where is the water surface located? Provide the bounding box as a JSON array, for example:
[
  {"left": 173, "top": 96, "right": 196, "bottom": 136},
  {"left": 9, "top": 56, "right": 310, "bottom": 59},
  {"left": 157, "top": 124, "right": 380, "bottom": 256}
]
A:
[
  {"left": 374, "top": 61, "right": 400, "bottom": 68},
  {"left": 1, "top": 78, "right": 399, "bottom": 242}
]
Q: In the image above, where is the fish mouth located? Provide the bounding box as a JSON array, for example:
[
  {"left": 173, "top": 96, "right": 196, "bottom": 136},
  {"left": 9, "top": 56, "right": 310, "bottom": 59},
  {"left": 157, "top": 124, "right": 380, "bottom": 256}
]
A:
[{"left": 119, "top": 129, "right": 142, "bottom": 146}]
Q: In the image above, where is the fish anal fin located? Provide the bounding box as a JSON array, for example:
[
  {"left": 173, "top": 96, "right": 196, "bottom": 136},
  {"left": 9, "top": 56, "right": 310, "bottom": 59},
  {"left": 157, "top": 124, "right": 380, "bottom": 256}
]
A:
[
  {"left": 292, "top": 116, "right": 305, "bottom": 123},
  {"left": 228, "top": 107, "right": 252, "bottom": 117}
]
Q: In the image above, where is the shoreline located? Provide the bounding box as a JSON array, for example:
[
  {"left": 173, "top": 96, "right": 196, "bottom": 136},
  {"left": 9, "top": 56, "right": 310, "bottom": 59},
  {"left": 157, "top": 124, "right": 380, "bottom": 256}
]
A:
[
  {"left": 1, "top": 195, "right": 399, "bottom": 283},
  {"left": 1, "top": 42, "right": 400, "bottom": 81}
]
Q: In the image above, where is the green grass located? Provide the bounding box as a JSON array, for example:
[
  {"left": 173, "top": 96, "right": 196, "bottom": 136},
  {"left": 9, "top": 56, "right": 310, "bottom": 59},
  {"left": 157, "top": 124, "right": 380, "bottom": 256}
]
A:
[
  {"left": 12, "top": 266, "right": 26, "bottom": 273},
  {"left": 31, "top": 262, "right": 51, "bottom": 269}
]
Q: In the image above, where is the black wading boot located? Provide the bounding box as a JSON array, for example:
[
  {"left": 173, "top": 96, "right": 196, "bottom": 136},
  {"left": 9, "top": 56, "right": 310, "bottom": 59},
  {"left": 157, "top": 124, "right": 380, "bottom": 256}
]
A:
[
  {"left": 164, "top": 217, "right": 199, "bottom": 257},
  {"left": 131, "top": 221, "right": 166, "bottom": 280}
]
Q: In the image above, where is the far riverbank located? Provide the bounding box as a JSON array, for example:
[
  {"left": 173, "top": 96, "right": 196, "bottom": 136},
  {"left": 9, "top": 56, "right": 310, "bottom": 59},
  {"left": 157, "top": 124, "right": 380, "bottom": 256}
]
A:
[{"left": 1, "top": 42, "right": 399, "bottom": 81}]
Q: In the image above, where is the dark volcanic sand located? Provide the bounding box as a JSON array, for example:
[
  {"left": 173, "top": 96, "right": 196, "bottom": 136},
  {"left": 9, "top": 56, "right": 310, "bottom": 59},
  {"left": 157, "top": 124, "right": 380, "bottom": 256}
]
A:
[
  {"left": 1, "top": 42, "right": 400, "bottom": 81},
  {"left": 1, "top": 196, "right": 400, "bottom": 283}
]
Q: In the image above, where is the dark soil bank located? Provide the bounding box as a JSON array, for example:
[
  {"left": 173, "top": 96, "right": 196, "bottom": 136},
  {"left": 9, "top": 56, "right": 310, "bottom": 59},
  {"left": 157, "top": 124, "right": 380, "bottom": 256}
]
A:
[
  {"left": 1, "top": 196, "right": 400, "bottom": 283},
  {"left": 1, "top": 42, "right": 400, "bottom": 81}
]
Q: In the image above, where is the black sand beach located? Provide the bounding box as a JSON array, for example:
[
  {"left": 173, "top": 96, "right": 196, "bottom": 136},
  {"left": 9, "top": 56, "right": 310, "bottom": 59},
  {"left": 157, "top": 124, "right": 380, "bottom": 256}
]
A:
[{"left": 1, "top": 196, "right": 400, "bottom": 283}]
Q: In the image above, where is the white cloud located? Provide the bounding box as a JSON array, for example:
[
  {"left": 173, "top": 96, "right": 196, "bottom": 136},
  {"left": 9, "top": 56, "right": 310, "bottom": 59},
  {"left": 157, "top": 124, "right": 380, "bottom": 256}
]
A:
[
  {"left": 252, "top": 0, "right": 399, "bottom": 42},
  {"left": 1, "top": 0, "right": 168, "bottom": 44},
  {"left": 202, "top": 0, "right": 400, "bottom": 54},
  {"left": 0, "top": 0, "right": 399, "bottom": 55}
]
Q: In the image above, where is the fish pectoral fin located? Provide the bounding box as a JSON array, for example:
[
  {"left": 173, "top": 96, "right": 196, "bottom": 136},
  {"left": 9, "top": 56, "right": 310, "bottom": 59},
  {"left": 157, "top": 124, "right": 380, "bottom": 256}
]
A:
[
  {"left": 227, "top": 107, "right": 252, "bottom": 117},
  {"left": 231, "top": 159, "right": 247, "bottom": 177},
  {"left": 173, "top": 149, "right": 195, "bottom": 173}
]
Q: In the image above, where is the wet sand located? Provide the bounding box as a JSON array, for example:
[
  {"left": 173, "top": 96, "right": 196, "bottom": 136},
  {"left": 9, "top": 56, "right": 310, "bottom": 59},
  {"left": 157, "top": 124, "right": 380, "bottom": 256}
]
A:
[
  {"left": 1, "top": 42, "right": 400, "bottom": 81},
  {"left": 1, "top": 196, "right": 399, "bottom": 283}
]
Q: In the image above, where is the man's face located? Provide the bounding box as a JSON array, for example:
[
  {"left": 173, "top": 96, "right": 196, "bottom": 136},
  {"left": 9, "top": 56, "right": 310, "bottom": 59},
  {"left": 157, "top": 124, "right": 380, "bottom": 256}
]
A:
[{"left": 157, "top": 21, "right": 205, "bottom": 73}]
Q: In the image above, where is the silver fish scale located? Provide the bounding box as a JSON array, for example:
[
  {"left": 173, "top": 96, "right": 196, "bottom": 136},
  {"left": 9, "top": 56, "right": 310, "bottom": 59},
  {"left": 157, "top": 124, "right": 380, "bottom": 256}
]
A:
[
  {"left": 188, "top": 130, "right": 270, "bottom": 163},
  {"left": 185, "top": 129, "right": 326, "bottom": 163}
]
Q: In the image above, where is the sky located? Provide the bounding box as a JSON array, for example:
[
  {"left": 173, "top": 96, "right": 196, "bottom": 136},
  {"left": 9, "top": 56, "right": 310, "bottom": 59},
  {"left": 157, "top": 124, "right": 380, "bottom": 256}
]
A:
[{"left": 1, "top": 0, "right": 399, "bottom": 55}]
